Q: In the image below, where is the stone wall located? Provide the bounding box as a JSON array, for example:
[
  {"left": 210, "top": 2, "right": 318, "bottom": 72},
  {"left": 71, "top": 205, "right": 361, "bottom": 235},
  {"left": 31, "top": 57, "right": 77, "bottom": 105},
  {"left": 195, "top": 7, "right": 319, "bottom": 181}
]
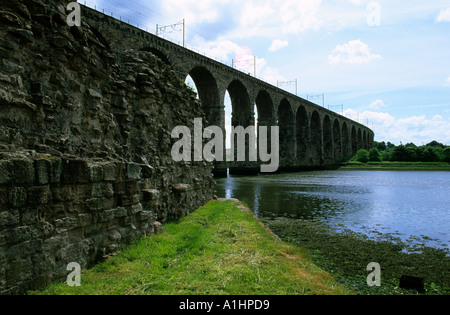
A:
[{"left": 0, "top": 0, "right": 215, "bottom": 294}]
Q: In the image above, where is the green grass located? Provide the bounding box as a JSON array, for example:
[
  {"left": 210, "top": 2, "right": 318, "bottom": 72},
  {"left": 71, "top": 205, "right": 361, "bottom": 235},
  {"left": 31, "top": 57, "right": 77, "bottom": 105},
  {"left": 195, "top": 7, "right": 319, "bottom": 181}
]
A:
[
  {"left": 30, "top": 200, "right": 352, "bottom": 295},
  {"left": 341, "top": 161, "right": 450, "bottom": 171}
]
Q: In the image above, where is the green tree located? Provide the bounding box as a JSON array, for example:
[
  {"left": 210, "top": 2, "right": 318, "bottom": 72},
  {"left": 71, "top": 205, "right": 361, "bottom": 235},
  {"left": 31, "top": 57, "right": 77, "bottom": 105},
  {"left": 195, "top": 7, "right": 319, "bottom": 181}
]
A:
[
  {"left": 386, "top": 142, "right": 396, "bottom": 149},
  {"left": 391, "top": 145, "right": 408, "bottom": 161},
  {"left": 381, "top": 149, "right": 391, "bottom": 161},
  {"left": 374, "top": 141, "right": 387, "bottom": 151},
  {"left": 369, "top": 147, "right": 381, "bottom": 162},
  {"left": 417, "top": 146, "right": 439, "bottom": 162},
  {"left": 355, "top": 149, "right": 370, "bottom": 163},
  {"left": 426, "top": 141, "right": 445, "bottom": 149},
  {"left": 443, "top": 147, "right": 450, "bottom": 163}
]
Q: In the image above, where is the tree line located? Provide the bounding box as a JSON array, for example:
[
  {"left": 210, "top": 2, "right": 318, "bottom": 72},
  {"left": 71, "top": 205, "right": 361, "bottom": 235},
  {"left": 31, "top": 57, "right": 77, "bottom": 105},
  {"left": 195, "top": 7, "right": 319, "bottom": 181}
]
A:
[{"left": 355, "top": 140, "right": 450, "bottom": 163}]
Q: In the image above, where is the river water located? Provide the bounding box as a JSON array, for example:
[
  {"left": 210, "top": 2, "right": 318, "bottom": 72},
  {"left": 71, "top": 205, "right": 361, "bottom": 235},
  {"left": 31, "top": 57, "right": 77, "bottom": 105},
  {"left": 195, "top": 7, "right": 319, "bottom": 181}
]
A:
[{"left": 215, "top": 170, "right": 450, "bottom": 251}]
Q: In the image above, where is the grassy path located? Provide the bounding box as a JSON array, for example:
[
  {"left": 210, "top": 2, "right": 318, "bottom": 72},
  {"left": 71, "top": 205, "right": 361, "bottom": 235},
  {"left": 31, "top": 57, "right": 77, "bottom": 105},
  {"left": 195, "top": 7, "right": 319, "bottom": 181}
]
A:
[{"left": 31, "top": 199, "right": 352, "bottom": 295}]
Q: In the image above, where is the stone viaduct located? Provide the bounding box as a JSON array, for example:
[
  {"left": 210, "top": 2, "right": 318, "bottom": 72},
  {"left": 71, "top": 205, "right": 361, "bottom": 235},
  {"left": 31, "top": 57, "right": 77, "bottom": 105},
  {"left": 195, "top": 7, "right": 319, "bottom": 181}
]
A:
[{"left": 83, "top": 5, "right": 374, "bottom": 177}]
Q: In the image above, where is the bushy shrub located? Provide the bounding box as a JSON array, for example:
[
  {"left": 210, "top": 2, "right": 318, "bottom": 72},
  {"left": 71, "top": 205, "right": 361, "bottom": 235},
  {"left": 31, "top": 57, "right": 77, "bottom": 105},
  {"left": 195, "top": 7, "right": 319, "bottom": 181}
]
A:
[
  {"left": 355, "top": 149, "right": 369, "bottom": 163},
  {"left": 369, "top": 147, "right": 381, "bottom": 162}
]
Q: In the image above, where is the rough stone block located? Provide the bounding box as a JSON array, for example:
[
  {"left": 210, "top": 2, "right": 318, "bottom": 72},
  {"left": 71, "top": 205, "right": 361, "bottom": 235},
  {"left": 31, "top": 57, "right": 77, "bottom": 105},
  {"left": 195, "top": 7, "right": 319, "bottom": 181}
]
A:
[
  {"left": 62, "top": 159, "right": 90, "bottom": 184},
  {"left": 142, "top": 189, "right": 160, "bottom": 202},
  {"left": 8, "top": 186, "right": 27, "bottom": 208},
  {"left": 27, "top": 185, "right": 51, "bottom": 206},
  {"left": 0, "top": 160, "right": 11, "bottom": 184},
  {"left": 35, "top": 159, "right": 50, "bottom": 185},
  {"left": 91, "top": 182, "right": 114, "bottom": 198},
  {"left": 0, "top": 187, "right": 8, "bottom": 207},
  {"left": 78, "top": 214, "right": 92, "bottom": 227},
  {"left": 137, "top": 210, "right": 153, "bottom": 222},
  {"left": 103, "top": 162, "right": 118, "bottom": 181},
  {"left": 108, "top": 230, "right": 121, "bottom": 242},
  {"left": 11, "top": 159, "right": 35, "bottom": 184},
  {"left": 112, "top": 207, "right": 127, "bottom": 218},
  {"left": 2, "top": 58, "right": 24, "bottom": 73},
  {"left": 0, "top": 210, "right": 20, "bottom": 227},
  {"left": 88, "top": 163, "right": 104, "bottom": 183},
  {"left": 173, "top": 184, "right": 192, "bottom": 193},
  {"left": 42, "top": 234, "right": 69, "bottom": 258},
  {"left": 130, "top": 203, "right": 143, "bottom": 215},
  {"left": 0, "top": 226, "right": 32, "bottom": 246},
  {"left": 99, "top": 209, "right": 116, "bottom": 223},
  {"left": 54, "top": 217, "right": 79, "bottom": 234},
  {"left": 48, "top": 158, "right": 63, "bottom": 184},
  {"left": 85, "top": 197, "right": 114, "bottom": 212},
  {"left": 114, "top": 180, "right": 138, "bottom": 206},
  {"left": 126, "top": 163, "right": 141, "bottom": 180},
  {"left": 141, "top": 164, "right": 154, "bottom": 179},
  {"left": 21, "top": 209, "right": 39, "bottom": 225}
]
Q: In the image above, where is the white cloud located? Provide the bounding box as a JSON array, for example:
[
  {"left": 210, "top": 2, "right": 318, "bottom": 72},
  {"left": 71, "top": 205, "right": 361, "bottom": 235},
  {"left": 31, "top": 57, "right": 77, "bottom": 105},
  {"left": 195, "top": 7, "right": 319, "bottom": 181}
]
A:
[
  {"left": 329, "top": 39, "right": 382, "bottom": 65},
  {"left": 186, "top": 38, "right": 285, "bottom": 85},
  {"left": 279, "top": 0, "right": 323, "bottom": 34},
  {"left": 344, "top": 109, "right": 450, "bottom": 145},
  {"left": 368, "top": 99, "right": 386, "bottom": 110},
  {"left": 436, "top": 8, "right": 450, "bottom": 22},
  {"left": 161, "top": 0, "right": 226, "bottom": 25},
  {"left": 269, "top": 40, "right": 289, "bottom": 52},
  {"left": 447, "top": 76, "right": 450, "bottom": 86}
]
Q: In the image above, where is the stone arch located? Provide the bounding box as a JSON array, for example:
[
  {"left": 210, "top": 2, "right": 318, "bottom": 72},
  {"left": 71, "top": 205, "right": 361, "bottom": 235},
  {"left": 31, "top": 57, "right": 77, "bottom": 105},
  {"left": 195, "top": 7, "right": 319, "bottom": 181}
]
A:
[
  {"left": 228, "top": 80, "right": 252, "bottom": 119},
  {"left": 310, "top": 111, "right": 323, "bottom": 166},
  {"left": 187, "top": 66, "right": 221, "bottom": 126},
  {"left": 323, "top": 115, "right": 333, "bottom": 165},
  {"left": 186, "top": 66, "right": 226, "bottom": 175},
  {"left": 227, "top": 79, "right": 256, "bottom": 174},
  {"left": 278, "top": 99, "right": 295, "bottom": 171},
  {"left": 255, "top": 90, "right": 274, "bottom": 124},
  {"left": 140, "top": 47, "right": 171, "bottom": 66},
  {"left": 296, "top": 105, "right": 310, "bottom": 167}
]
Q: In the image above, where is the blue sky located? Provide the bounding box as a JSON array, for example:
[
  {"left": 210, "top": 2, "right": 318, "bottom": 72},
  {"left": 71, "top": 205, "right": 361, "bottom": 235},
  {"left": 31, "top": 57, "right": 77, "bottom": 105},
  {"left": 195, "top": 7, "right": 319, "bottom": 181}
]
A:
[{"left": 82, "top": 0, "right": 450, "bottom": 145}]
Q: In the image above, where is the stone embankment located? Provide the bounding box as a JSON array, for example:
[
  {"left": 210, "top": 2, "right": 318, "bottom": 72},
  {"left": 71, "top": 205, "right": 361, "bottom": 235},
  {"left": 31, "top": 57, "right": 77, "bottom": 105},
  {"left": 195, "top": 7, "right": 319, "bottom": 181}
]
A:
[{"left": 0, "top": 0, "right": 214, "bottom": 294}]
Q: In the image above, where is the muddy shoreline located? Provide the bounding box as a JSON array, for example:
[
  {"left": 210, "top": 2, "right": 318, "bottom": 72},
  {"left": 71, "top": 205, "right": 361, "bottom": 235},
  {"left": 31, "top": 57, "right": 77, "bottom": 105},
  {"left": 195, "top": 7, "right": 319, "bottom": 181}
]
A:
[{"left": 261, "top": 216, "right": 450, "bottom": 295}]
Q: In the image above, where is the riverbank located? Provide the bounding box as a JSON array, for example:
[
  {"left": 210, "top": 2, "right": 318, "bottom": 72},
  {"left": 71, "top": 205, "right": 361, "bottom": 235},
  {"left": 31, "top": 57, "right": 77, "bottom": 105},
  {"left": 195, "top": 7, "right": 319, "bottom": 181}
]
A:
[
  {"left": 262, "top": 217, "right": 450, "bottom": 295},
  {"left": 30, "top": 199, "right": 352, "bottom": 295},
  {"left": 340, "top": 161, "right": 450, "bottom": 171}
]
